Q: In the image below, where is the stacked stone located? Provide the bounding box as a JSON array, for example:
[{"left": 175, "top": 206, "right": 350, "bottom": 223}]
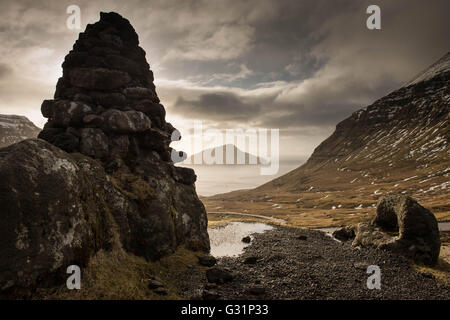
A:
[{"left": 38, "top": 12, "right": 175, "bottom": 170}]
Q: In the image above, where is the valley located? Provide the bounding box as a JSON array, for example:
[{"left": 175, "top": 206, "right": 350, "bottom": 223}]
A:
[
  {"left": 0, "top": 6, "right": 448, "bottom": 302},
  {"left": 203, "top": 52, "right": 450, "bottom": 229},
  {"left": 201, "top": 52, "right": 450, "bottom": 282}
]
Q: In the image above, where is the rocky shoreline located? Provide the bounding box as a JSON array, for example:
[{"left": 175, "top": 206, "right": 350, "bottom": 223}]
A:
[{"left": 179, "top": 226, "right": 449, "bottom": 300}]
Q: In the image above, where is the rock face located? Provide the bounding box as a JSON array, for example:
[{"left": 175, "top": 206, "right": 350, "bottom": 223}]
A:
[
  {"left": 0, "top": 140, "right": 115, "bottom": 296},
  {"left": 38, "top": 11, "right": 170, "bottom": 166},
  {"left": 332, "top": 226, "right": 355, "bottom": 242},
  {"left": 197, "top": 254, "right": 217, "bottom": 267},
  {"left": 206, "top": 267, "right": 234, "bottom": 284},
  {"left": 0, "top": 12, "right": 209, "bottom": 297},
  {"left": 0, "top": 114, "right": 40, "bottom": 148},
  {"left": 352, "top": 195, "right": 440, "bottom": 265}
]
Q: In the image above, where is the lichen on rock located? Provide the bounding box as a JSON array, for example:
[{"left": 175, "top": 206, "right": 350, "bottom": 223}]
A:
[
  {"left": 0, "top": 12, "right": 209, "bottom": 298},
  {"left": 351, "top": 195, "right": 441, "bottom": 265}
]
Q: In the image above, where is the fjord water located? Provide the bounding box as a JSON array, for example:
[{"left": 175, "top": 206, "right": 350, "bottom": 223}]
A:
[
  {"left": 180, "top": 161, "right": 300, "bottom": 196},
  {"left": 208, "top": 222, "right": 273, "bottom": 257}
]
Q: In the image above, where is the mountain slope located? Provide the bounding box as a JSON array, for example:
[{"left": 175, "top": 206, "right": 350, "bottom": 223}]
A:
[
  {"left": 206, "top": 52, "right": 450, "bottom": 226},
  {"left": 259, "top": 52, "right": 449, "bottom": 193},
  {"left": 0, "top": 114, "right": 41, "bottom": 148},
  {"left": 258, "top": 52, "right": 449, "bottom": 193}
]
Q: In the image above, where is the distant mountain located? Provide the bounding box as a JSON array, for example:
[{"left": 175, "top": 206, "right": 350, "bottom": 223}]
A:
[
  {"left": 209, "top": 52, "right": 449, "bottom": 218},
  {"left": 184, "top": 144, "right": 269, "bottom": 165},
  {"left": 0, "top": 114, "right": 41, "bottom": 148}
]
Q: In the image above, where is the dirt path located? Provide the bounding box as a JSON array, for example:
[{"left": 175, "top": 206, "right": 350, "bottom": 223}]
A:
[{"left": 179, "top": 226, "right": 449, "bottom": 300}]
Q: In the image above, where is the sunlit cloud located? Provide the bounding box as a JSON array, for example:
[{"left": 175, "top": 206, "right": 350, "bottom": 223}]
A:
[{"left": 0, "top": 0, "right": 448, "bottom": 160}]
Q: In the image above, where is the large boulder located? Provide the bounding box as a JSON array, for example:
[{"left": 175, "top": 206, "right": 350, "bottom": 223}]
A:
[
  {"left": 206, "top": 267, "right": 234, "bottom": 284},
  {"left": 39, "top": 12, "right": 175, "bottom": 168},
  {"left": 352, "top": 195, "right": 441, "bottom": 265},
  {"left": 101, "top": 109, "right": 151, "bottom": 133},
  {"left": 0, "top": 12, "right": 210, "bottom": 297},
  {"left": 79, "top": 128, "right": 109, "bottom": 159},
  {"left": 68, "top": 68, "right": 131, "bottom": 90},
  {"left": 332, "top": 226, "right": 355, "bottom": 241},
  {"left": 123, "top": 87, "right": 158, "bottom": 101},
  {"left": 42, "top": 100, "right": 93, "bottom": 127},
  {"left": 0, "top": 139, "right": 210, "bottom": 297},
  {"left": 0, "top": 140, "right": 114, "bottom": 297},
  {"left": 91, "top": 92, "right": 127, "bottom": 108}
]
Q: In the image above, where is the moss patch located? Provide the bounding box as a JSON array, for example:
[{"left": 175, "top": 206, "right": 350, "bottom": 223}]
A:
[
  {"left": 413, "top": 258, "right": 450, "bottom": 285},
  {"left": 109, "top": 166, "right": 155, "bottom": 204},
  {"left": 34, "top": 244, "right": 205, "bottom": 300}
]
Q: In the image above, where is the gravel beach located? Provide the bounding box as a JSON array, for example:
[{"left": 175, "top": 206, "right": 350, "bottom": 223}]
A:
[{"left": 179, "top": 226, "right": 450, "bottom": 300}]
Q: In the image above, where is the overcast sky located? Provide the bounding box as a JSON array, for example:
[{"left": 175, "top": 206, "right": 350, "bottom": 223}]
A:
[{"left": 0, "top": 0, "right": 449, "bottom": 161}]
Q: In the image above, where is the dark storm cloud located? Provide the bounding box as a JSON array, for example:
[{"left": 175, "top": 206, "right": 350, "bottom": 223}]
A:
[
  {"left": 173, "top": 92, "right": 260, "bottom": 121},
  {"left": 147, "top": 0, "right": 349, "bottom": 83},
  {"left": 0, "top": 0, "right": 449, "bottom": 155},
  {"left": 164, "top": 64, "right": 401, "bottom": 129},
  {"left": 160, "top": 0, "right": 450, "bottom": 133}
]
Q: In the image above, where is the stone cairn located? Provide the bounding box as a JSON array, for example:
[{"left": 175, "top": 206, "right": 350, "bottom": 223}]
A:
[{"left": 38, "top": 12, "right": 177, "bottom": 172}]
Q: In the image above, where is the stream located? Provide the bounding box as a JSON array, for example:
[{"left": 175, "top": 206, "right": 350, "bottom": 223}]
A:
[
  {"left": 208, "top": 222, "right": 273, "bottom": 257},
  {"left": 207, "top": 212, "right": 450, "bottom": 257}
]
